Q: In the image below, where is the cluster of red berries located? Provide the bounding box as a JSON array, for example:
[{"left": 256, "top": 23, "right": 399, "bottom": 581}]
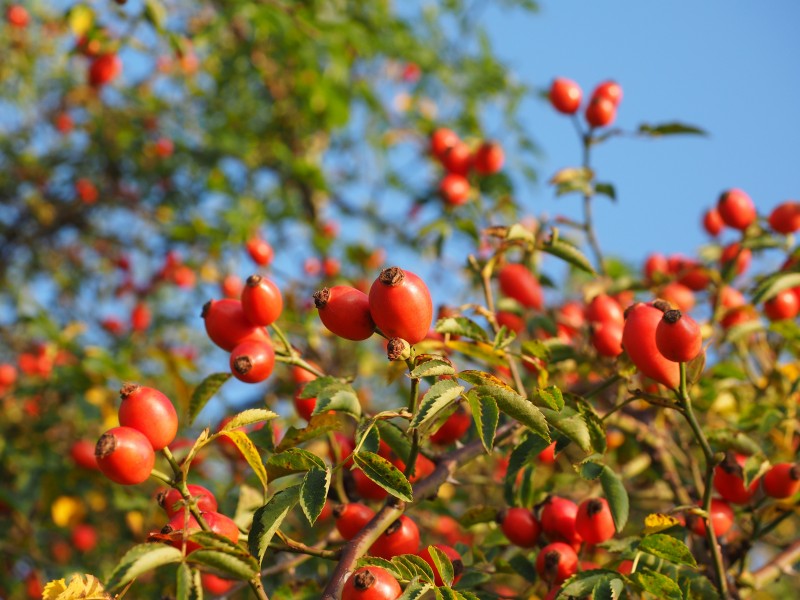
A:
[
  {"left": 428, "top": 128, "right": 505, "bottom": 206},
  {"left": 152, "top": 484, "right": 240, "bottom": 593},
  {"left": 94, "top": 384, "right": 178, "bottom": 485},
  {"left": 334, "top": 504, "right": 463, "bottom": 598},
  {"left": 498, "top": 496, "right": 616, "bottom": 591},
  {"left": 686, "top": 454, "right": 800, "bottom": 540},
  {"left": 203, "top": 274, "right": 281, "bottom": 383},
  {"left": 550, "top": 78, "right": 623, "bottom": 128},
  {"left": 315, "top": 266, "right": 433, "bottom": 347}
]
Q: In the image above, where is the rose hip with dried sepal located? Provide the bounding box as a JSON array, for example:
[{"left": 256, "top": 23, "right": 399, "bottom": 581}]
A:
[
  {"left": 655, "top": 309, "right": 702, "bottom": 363},
  {"left": 314, "top": 285, "right": 375, "bottom": 341}
]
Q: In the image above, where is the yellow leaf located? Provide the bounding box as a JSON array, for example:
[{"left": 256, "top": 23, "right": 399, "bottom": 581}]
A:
[
  {"left": 51, "top": 496, "right": 86, "bottom": 528},
  {"left": 42, "top": 579, "right": 67, "bottom": 600},
  {"left": 643, "top": 512, "right": 680, "bottom": 535},
  {"left": 68, "top": 5, "right": 94, "bottom": 36},
  {"left": 61, "top": 574, "right": 109, "bottom": 599}
]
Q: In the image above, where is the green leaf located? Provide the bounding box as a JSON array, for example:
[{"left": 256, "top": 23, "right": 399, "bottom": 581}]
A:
[
  {"left": 533, "top": 385, "right": 564, "bottom": 411},
  {"left": 542, "top": 236, "right": 596, "bottom": 275},
  {"left": 189, "top": 373, "right": 230, "bottom": 424},
  {"left": 106, "top": 544, "right": 183, "bottom": 591},
  {"left": 393, "top": 554, "right": 435, "bottom": 583},
  {"left": 550, "top": 166, "right": 594, "bottom": 196},
  {"left": 638, "top": 534, "right": 697, "bottom": 567},
  {"left": 248, "top": 486, "right": 301, "bottom": 566},
  {"left": 143, "top": 0, "right": 167, "bottom": 31},
  {"left": 628, "top": 567, "right": 683, "bottom": 600},
  {"left": 376, "top": 421, "right": 412, "bottom": 464},
  {"left": 546, "top": 402, "right": 606, "bottom": 455},
  {"left": 428, "top": 545, "right": 455, "bottom": 586},
  {"left": 592, "top": 576, "right": 624, "bottom": 600},
  {"left": 410, "top": 359, "right": 457, "bottom": 379},
  {"left": 504, "top": 433, "right": 551, "bottom": 504},
  {"left": 300, "top": 468, "right": 331, "bottom": 525},
  {"left": 474, "top": 385, "right": 549, "bottom": 441},
  {"left": 187, "top": 550, "right": 258, "bottom": 580},
  {"left": 356, "top": 556, "right": 401, "bottom": 579},
  {"left": 435, "top": 587, "right": 459, "bottom": 600},
  {"left": 508, "top": 554, "right": 537, "bottom": 583},
  {"left": 559, "top": 570, "right": 623, "bottom": 598},
  {"left": 221, "top": 408, "right": 279, "bottom": 431},
  {"left": 466, "top": 390, "right": 498, "bottom": 452},
  {"left": 435, "top": 317, "right": 489, "bottom": 342},
  {"left": 187, "top": 531, "right": 247, "bottom": 554},
  {"left": 459, "top": 505, "right": 499, "bottom": 528},
  {"left": 742, "top": 454, "right": 770, "bottom": 488},
  {"left": 595, "top": 182, "right": 616, "bottom": 202},
  {"left": 599, "top": 466, "right": 629, "bottom": 533},
  {"left": 176, "top": 564, "right": 201, "bottom": 600},
  {"left": 216, "top": 429, "right": 268, "bottom": 495},
  {"left": 410, "top": 379, "right": 465, "bottom": 430},
  {"left": 352, "top": 451, "right": 413, "bottom": 502},
  {"left": 397, "top": 579, "right": 434, "bottom": 599},
  {"left": 267, "top": 447, "right": 326, "bottom": 473},
  {"left": 297, "top": 376, "right": 340, "bottom": 398},
  {"left": 313, "top": 384, "right": 361, "bottom": 419},
  {"left": 275, "top": 413, "right": 339, "bottom": 453},
  {"left": 355, "top": 421, "right": 381, "bottom": 454},
  {"left": 637, "top": 122, "right": 707, "bottom": 136},
  {"left": 579, "top": 458, "right": 605, "bottom": 480},
  {"left": 576, "top": 402, "right": 607, "bottom": 454},
  {"left": 751, "top": 272, "right": 800, "bottom": 304}
]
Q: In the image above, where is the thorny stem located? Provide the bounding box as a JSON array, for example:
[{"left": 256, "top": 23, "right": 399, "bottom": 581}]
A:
[
  {"left": 249, "top": 578, "right": 270, "bottom": 600},
  {"left": 677, "top": 362, "right": 728, "bottom": 599}
]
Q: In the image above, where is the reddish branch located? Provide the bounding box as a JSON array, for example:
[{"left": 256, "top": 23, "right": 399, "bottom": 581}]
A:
[
  {"left": 751, "top": 540, "right": 800, "bottom": 588},
  {"left": 320, "top": 421, "right": 519, "bottom": 599}
]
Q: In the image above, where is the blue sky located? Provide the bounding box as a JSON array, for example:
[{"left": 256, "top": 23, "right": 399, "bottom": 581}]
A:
[{"left": 483, "top": 1, "right": 800, "bottom": 267}]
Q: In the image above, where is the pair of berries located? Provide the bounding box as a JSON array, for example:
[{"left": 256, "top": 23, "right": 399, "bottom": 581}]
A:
[
  {"left": 203, "top": 274, "right": 283, "bottom": 383},
  {"left": 315, "top": 266, "right": 433, "bottom": 346},
  {"left": 622, "top": 301, "right": 701, "bottom": 389},
  {"left": 549, "top": 78, "right": 622, "bottom": 128},
  {"left": 586, "top": 293, "right": 625, "bottom": 358},
  {"left": 95, "top": 384, "right": 178, "bottom": 485}
]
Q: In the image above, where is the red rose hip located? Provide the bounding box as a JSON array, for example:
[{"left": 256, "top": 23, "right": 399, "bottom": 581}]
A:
[
  {"left": 498, "top": 507, "right": 540, "bottom": 548},
  {"left": 622, "top": 302, "right": 680, "bottom": 389},
  {"left": 549, "top": 78, "right": 582, "bottom": 115},
  {"left": 118, "top": 383, "right": 178, "bottom": 451},
  {"left": 655, "top": 309, "right": 702, "bottom": 363},
  {"left": 498, "top": 263, "right": 543, "bottom": 310},
  {"left": 95, "top": 426, "right": 155, "bottom": 485},
  {"left": 575, "top": 498, "right": 616, "bottom": 545},
  {"left": 314, "top": 285, "right": 375, "bottom": 341},
  {"left": 342, "top": 566, "right": 402, "bottom": 600},
  {"left": 241, "top": 275, "right": 283, "bottom": 326},
  {"left": 717, "top": 188, "right": 756, "bottom": 231},
  {"left": 536, "top": 542, "right": 579, "bottom": 584},
  {"left": 369, "top": 267, "right": 433, "bottom": 345},
  {"left": 229, "top": 339, "right": 275, "bottom": 383}
]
